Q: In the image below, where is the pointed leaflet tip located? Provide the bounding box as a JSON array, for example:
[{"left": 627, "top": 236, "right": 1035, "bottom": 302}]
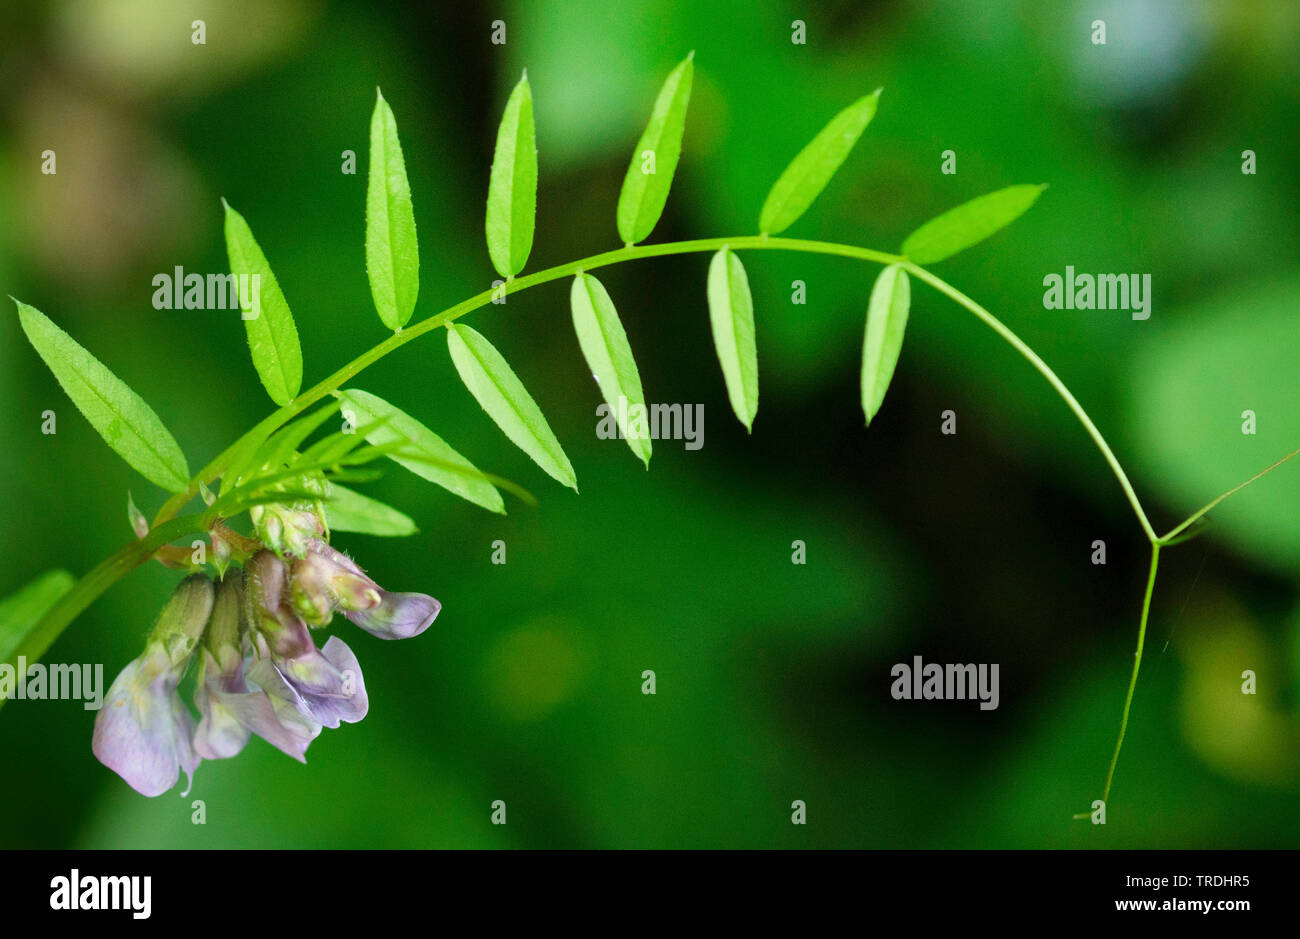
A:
[
  {"left": 615, "top": 54, "right": 695, "bottom": 245},
  {"left": 687, "top": 49, "right": 695, "bottom": 60},
  {"left": 757, "top": 91, "right": 880, "bottom": 236},
  {"left": 485, "top": 73, "right": 538, "bottom": 278},
  {"left": 15, "top": 300, "right": 192, "bottom": 491},
  {"left": 900, "top": 184, "right": 1046, "bottom": 264}
]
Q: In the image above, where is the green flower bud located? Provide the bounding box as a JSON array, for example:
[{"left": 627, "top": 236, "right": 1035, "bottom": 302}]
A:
[
  {"left": 250, "top": 501, "right": 325, "bottom": 560},
  {"left": 203, "top": 574, "right": 247, "bottom": 668},
  {"left": 147, "top": 574, "right": 216, "bottom": 670}
]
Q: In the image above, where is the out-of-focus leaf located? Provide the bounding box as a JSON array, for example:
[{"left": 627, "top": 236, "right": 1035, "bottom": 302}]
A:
[
  {"left": 861, "top": 263, "right": 911, "bottom": 425},
  {"left": 0, "top": 570, "right": 75, "bottom": 668},
  {"left": 223, "top": 200, "right": 303, "bottom": 405},
  {"left": 256, "top": 402, "right": 341, "bottom": 472},
  {"left": 367, "top": 89, "right": 420, "bottom": 330},
  {"left": 901, "top": 184, "right": 1046, "bottom": 264},
  {"left": 569, "top": 273, "right": 651, "bottom": 466},
  {"left": 325, "top": 483, "right": 417, "bottom": 537},
  {"left": 617, "top": 52, "right": 694, "bottom": 246},
  {"left": 1128, "top": 277, "right": 1300, "bottom": 570},
  {"left": 706, "top": 248, "right": 759, "bottom": 431},
  {"left": 446, "top": 324, "right": 577, "bottom": 491},
  {"left": 758, "top": 89, "right": 881, "bottom": 236},
  {"left": 14, "top": 301, "right": 190, "bottom": 491},
  {"left": 337, "top": 389, "right": 505, "bottom": 514},
  {"left": 486, "top": 72, "right": 538, "bottom": 279}
]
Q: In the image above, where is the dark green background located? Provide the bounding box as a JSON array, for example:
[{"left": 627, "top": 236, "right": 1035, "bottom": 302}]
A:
[{"left": 1, "top": 0, "right": 1297, "bottom": 847}]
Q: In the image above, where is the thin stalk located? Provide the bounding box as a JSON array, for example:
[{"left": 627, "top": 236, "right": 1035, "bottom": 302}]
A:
[
  {"left": 1159, "top": 445, "right": 1300, "bottom": 544},
  {"left": 903, "top": 262, "right": 1159, "bottom": 544},
  {"left": 1101, "top": 543, "right": 1161, "bottom": 805},
  {"left": 0, "top": 513, "right": 207, "bottom": 707}
]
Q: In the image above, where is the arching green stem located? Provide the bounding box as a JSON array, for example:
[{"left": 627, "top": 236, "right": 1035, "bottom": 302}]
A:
[
  {"left": 25, "top": 234, "right": 1294, "bottom": 813},
  {"left": 153, "top": 237, "right": 901, "bottom": 527},
  {"left": 903, "top": 262, "right": 1159, "bottom": 544}
]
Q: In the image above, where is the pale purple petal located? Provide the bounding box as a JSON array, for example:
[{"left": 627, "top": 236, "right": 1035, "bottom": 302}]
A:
[
  {"left": 257, "top": 636, "right": 368, "bottom": 729},
  {"left": 217, "top": 664, "right": 321, "bottom": 763},
  {"left": 345, "top": 591, "right": 440, "bottom": 640},
  {"left": 92, "top": 649, "right": 200, "bottom": 798},
  {"left": 192, "top": 651, "right": 252, "bottom": 761}
]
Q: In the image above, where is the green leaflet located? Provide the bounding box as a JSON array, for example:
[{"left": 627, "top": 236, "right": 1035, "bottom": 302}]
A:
[
  {"left": 367, "top": 89, "right": 421, "bottom": 330},
  {"left": 338, "top": 389, "right": 504, "bottom": 514},
  {"left": 706, "top": 248, "right": 759, "bottom": 431},
  {"left": 222, "top": 200, "right": 304, "bottom": 406},
  {"left": 325, "top": 483, "right": 417, "bottom": 537},
  {"left": 617, "top": 52, "right": 694, "bottom": 246},
  {"left": 0, "top": 569, "right": 75, "bottom": 669},
  {"left": 486, "top": 72, "right": 538, "bottom": 279},
  {"left": 445, "top": 323, "right": 578, "bottom": 491},
  {"left": 15, "top": 301, "right": 191, "bottom": 491},
  {"left": 901, "top": 184, "right": 1046, "bottom": 264},
  {"left": 861, "top": 263, "right": 911, "bottom": 425},
  {"left": 758, "top": 89, "right": 881, "bottom": 236},
  {"left": 570, "top": 273, "right": 652, "bottom": 466}
]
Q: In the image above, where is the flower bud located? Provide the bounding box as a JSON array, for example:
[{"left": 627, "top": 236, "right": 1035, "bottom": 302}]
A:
[
  {"left": 249, "top": 478, "right": 327, "bottom": 560},
  {"left": 210, "top": 529, "right": 234, "bottom": 579},
  {"left": 202, "top": 573, "right": 246, "bottom": 666},
  {"left": 244, "top": 550, "right": 314, "bottom": 658},
  {"left": 288, "top": 553, "right": 336, "bottom": 627},
  {"left": 147, "top": 574, "right": 216, "bottom": 669}
]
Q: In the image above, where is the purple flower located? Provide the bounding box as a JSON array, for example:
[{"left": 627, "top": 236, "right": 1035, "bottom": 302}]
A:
[
  {"left": 193, "top": 575, "right": 321, "bottom": 762},
  {"left": 93, "top": 575, "right": 213, "bottom": 798},
  {"left": 248, "top": 632, "right": 368, "bottom": 730},
  {"left": 245, "top": 550, "right": 369, "bottom": 729},
  {"left": 292, "top": 540, "right": 441, "bottom": 640},
  {"left": 95, "top": 524, "right": 438, "bottom": 797}
]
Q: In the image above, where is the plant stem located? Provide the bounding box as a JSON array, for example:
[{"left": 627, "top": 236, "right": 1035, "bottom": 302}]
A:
[
  {"left": 24, "top": 226, "right": 1296, "bottom": 813},
  {"left": 1159, "top": 445, "right": 1300, "bottom": 544},
  {"left": 1101, "top": 542, "right": 1161, "bottom": 805},
  {"left": 903, "top": 262, "right": 1159, "bottom": 544},
  {"left": 44, "top": 235, "right": 1161, "bottom": 684},
  {"left": 153, "top": 236, "right": 901, "bottom": 527},
  {"left": 0, "top": 513, "right": 207, "bottom": 710}
]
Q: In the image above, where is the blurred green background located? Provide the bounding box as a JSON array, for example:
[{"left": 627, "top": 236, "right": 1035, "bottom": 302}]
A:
[{"left": 1, "top": 0, "right": 1298, "bottom": 848}]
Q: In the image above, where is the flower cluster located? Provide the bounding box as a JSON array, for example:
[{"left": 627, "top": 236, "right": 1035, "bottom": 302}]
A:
[{"left": 92, "top": 501, "right": 439, "bottom": 797}]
